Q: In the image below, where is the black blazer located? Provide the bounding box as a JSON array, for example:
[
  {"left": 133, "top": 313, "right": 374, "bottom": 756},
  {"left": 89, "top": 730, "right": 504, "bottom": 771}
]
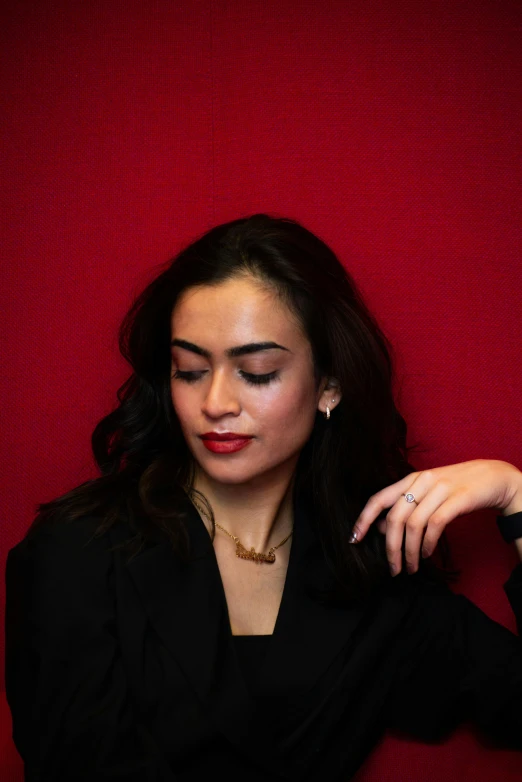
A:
[{"left": 5, "top": 494, "right": 522, "bottom": 781}]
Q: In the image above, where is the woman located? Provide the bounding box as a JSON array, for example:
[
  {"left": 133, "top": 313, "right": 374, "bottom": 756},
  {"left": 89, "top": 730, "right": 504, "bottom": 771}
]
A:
[{"left": 5, "top": 214, "right": 522, "bottom": 781}]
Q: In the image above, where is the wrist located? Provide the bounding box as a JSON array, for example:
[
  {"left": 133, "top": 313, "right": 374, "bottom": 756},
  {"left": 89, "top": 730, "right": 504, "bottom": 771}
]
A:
[
  {"left": 501, "top": 492, "right": 522, "bottom": 518},
  {"left": 500, "top": 466, "right": 522, "bottom": 516}
]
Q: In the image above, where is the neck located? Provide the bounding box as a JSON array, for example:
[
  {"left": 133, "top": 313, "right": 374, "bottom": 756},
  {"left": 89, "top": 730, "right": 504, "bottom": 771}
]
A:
[{"left": 192, "top": 464, "right": 296, "bottom": 552}]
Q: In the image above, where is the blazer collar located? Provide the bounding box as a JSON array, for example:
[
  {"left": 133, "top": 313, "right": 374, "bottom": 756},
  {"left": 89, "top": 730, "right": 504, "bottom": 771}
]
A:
[{"left": 121, "top": 490, "right": 369, "bottom": 778}]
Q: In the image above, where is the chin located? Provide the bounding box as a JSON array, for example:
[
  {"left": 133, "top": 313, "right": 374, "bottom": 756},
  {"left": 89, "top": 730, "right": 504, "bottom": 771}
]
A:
[
  {"left": 198, "top": 464, "right": 263, "bottom": 486},
  {"left": 198, "top": 455, "right": 297, "bottom": 488}
]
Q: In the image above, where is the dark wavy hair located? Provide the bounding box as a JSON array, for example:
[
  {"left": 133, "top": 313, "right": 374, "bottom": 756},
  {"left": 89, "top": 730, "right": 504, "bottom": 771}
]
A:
[{"left": 34, "top": 214, "right": 456, "bottom": 600}]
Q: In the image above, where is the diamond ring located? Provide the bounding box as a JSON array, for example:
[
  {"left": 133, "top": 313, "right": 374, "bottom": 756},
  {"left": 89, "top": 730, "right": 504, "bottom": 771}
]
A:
[{"left": 403, "top": 492, "right": 417, "bottom": 504}]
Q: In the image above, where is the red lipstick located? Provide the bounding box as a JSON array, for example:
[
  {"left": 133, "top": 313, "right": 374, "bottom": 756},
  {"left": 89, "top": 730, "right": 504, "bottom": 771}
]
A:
[{"left": 200, "top": 432, "right": 253, "bottom": 454}]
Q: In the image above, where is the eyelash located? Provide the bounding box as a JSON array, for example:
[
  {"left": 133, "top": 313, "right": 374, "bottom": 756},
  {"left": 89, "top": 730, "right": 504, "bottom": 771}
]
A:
[{"left": 172, "top": 370, "right": 279, "bottom": 386}]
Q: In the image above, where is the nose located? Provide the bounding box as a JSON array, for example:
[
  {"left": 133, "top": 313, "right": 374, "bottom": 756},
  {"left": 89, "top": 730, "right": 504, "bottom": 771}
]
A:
[{"left": 201, "top": 369, "right": 241, "bottom": 419}]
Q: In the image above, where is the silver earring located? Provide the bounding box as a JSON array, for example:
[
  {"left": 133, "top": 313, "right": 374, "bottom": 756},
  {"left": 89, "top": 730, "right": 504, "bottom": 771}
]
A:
[{"left": 325, "top": 406, "right": 331, "bottom": 420}]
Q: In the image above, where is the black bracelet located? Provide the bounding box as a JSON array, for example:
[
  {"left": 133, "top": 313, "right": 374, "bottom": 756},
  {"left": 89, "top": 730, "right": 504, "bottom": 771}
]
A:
[{"left": 496, "top": 511, "right": 522, "bottom": 543}]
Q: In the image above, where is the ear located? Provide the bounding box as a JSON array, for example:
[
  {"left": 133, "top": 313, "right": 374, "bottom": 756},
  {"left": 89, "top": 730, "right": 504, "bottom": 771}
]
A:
[{"left": 317, "top": 377, "right": 342, "bottom": 416}]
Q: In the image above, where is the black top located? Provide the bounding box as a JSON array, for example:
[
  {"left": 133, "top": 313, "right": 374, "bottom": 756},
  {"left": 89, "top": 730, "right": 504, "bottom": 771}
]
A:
[
  {"left": 5, "top": 495, "right": 522, "bottom": 781},
  {"left": 232, "top": 635, "right": 271, "bottom": 694}
]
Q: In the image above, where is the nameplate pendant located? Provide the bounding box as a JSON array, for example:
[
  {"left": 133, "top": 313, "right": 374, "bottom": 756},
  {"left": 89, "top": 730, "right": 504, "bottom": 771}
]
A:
[{"left": 235, "top": 540, "right": 276, "bottom": 564}]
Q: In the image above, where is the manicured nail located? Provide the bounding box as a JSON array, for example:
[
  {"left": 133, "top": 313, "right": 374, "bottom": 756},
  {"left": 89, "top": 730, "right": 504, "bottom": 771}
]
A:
[
  {"left": 389, "top": 563, "right": 398, "bottom": 576},
  {"left": 421, "top": 548, "right": 430, "bottom": 559}
]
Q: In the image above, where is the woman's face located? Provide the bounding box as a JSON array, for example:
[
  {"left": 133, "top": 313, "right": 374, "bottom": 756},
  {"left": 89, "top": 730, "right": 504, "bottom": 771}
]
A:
[{"left": 170, "top": 275, "right": 336, "bottom": 487}]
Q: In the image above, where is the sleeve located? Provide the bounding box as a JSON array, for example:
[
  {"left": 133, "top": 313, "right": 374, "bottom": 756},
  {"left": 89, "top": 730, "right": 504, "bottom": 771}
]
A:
[
  {"left": 384, "top": 564, "right": 522, "bottom": 749},
  {"left": 5, "top": 519, "right": 173, "bottom": 782}
]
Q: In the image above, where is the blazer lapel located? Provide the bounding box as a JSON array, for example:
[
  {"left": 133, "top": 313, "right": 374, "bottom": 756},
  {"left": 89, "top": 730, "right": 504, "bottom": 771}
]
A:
[
  {"left": 121, "top": 497, "right": 289, "bottom": 778},
  {"left": 262, "top": 493, "right": 369, "bottom": 690},
  {"left": 121, "top": 491, "right": 371, "bottom": 779}
]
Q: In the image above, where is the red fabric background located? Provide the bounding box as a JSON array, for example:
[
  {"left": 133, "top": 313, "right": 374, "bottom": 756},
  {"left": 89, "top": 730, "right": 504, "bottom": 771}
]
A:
[{"left": 1, "top": 0, "right": 521, "bottom": 778}]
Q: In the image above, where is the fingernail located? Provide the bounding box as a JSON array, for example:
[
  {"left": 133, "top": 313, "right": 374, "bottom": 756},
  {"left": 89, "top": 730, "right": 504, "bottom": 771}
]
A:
[
  {"left": 349, "top": 532, "right": 358, "bottom": 543},
  {"left": 421, "top": 548, "right": 430, "bottom": 559},
  {"left": 406, "top": 563, "right": 415, "bottom": 574},
  {"left": 389, "top": 563, "right": 398, "bottom": 576}
]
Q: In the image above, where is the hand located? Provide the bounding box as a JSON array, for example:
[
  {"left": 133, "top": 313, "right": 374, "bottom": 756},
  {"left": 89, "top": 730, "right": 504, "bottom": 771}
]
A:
[{"left": 351, "top": 459, "right": 522, "bottom": 577}]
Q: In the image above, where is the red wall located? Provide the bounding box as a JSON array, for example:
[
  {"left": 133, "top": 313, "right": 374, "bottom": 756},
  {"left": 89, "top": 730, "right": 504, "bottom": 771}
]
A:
[{"left": 1, "top": 1, "right": 521, "bottom": 778}]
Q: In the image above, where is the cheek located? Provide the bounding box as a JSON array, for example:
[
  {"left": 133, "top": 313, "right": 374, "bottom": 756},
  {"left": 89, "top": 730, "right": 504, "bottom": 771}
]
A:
[{"left": 257, "top": 378, "right": 317, "bottom": 435}]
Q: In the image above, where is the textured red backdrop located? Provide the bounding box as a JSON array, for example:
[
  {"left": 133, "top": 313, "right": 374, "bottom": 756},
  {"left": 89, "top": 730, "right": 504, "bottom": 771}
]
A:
[{"left": 1, "top": 1, "right": 521, "bottom": 778}]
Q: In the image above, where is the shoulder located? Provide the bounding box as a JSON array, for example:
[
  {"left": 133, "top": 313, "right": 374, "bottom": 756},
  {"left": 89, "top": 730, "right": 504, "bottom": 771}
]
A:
[
  {"left": 5, "top": 515, "right": 135, "bottom": 616},
  {"left": 5, "top": 516, "right": 136, "bottom": 666},
  {"left": 371, "top": 567, "right": 463, "bottom": 643},
  {"left": 391, "top": 567, "right": 464, "bottom": 617},
  {"left": 8, "top": 515, "right": 121, "bottom": 567},
  {"left": 383, "top": 565, "right": 520, "bottom": 658}
]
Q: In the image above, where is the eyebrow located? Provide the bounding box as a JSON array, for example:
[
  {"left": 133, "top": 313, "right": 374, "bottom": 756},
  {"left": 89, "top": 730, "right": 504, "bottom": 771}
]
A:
[{"left": 170, "top": 339, "right": 290, "bottom": 358}]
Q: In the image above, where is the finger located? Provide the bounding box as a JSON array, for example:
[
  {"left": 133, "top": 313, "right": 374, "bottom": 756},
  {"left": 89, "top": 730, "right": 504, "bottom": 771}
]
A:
[
  {"left": 384, "top": 512, "right": 406, "bottom": 577},
  {"left": 382, "top": 472, "right": 446, "bottom": 575},
  {"left": 402, "top": 482, "right": 451, "bottom": 573},
  {"left": 403, "top": 522, "right": 426, "bottom": 575},
  {"left": 420, "top": 492, "right": 471, "bottom": 559},
  {"left": 352, "top": 473, "right": 420, "bottom": 542}
]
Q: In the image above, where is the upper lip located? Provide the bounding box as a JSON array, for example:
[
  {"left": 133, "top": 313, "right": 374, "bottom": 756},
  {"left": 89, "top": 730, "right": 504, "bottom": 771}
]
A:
[{"left": 200, "top": 432, "right": 253, "bottom": 440}]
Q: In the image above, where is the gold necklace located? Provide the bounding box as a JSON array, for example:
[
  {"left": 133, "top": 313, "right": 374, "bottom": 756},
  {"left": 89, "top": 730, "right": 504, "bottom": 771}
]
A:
[{"left": 189, "top": 494, "right": 293, "bottom": 564}]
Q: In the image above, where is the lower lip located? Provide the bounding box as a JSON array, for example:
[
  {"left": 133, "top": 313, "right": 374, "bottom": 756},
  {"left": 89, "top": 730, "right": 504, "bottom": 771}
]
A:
[{"left": 201, "top": 438, "right": 253, "bottom": 454}]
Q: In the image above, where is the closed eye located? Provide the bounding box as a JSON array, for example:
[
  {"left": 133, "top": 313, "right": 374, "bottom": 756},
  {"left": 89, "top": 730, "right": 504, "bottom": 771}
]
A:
[
  {"left": 172, "top": 370, "right": 207, "bottom": 383},
  {"left": 240, "top": 370, "right": 279, "bottom": 386},
  {"left": 172, "top": 369, "right": 279, "bottom": 386}
]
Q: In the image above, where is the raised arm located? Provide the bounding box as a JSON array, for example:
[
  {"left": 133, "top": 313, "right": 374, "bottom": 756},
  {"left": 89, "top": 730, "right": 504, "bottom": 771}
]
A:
[
  {"left": 351, "top": 459, "right": 522, "bottom": 748},
  {"left": 351, "top": 459, "right": 522, "bottom": 574}
]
